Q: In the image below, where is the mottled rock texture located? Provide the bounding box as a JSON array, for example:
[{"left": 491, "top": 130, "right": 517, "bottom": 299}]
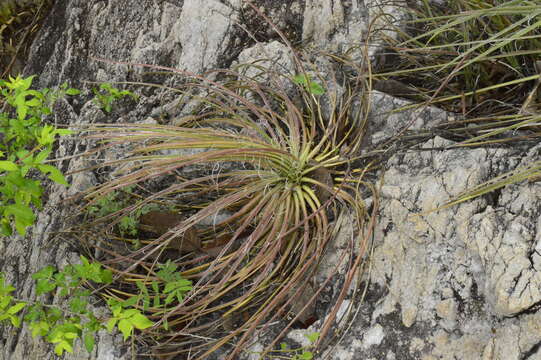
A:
[
  {"left": 321, "top": 136, "right": 541, "bottom": 360},
  {"left": 2, "top": 0, "right": 540, "bottom": 359}
]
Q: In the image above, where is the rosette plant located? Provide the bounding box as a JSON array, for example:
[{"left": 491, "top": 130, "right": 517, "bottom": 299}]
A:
[{"left": 78, "top": 25, "right": 377, "bottom": 359}]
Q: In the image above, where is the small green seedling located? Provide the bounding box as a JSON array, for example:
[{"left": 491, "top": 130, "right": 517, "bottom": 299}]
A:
[
  {"left": 128, "top": 260, "right": 193, "bottom": 330},
  {"left": 86, "top": 187, "right": 159, "bottom": 237},
  {"left": 106, "top": 299, "right": 154, "bottom": 341},
  {"left": 292, "top": 74, "right": 325, "bottom": 95},
  {"left": 92, "top": 83, "right": 138, "bottom": 113},
  {"left": 270, "top": 332, "right": 320, "bottom": 359},
  {"left": 0, "top": 274, "right": 26, "bottom": 328}
]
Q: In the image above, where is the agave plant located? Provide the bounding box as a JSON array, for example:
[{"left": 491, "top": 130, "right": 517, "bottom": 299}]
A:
[{"left": 75, "top": 45, "right": 377, "bottom": 358}]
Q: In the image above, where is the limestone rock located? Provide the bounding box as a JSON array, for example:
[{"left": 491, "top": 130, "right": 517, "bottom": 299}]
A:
[
  {"left": 368, "top": 90, "right": 457, "bottom": 146},
  {"left": 302, "top": 0, "right": 405, "bottom": 57},
  {"left": 325, "top": 136, "right": 541, "bottom": 359}
]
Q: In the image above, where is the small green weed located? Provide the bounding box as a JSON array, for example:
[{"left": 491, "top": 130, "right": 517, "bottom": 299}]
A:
[
  {"left": 0, "top": 256, "right": 154, "bottom": 356},
  {"left": 132, "top": 260, "right": 193, "bottom": 309},
  {"left": 261, "top": 332, "right": 319, "bottom": 360},
  {"left": 292, "top": 74, "right": 325, "bottom": 95},
  {"left": 105, "top": 299, "right": 154, "bottom": 341},
  {"left": 86, "top": 187, "right": 159, "bottom": 237},
  {"left": 92, "top": 83, "right": 138, "bottom": 113},
  {"left": 120, "top": 260, "right": 193, "bottom": 331}
]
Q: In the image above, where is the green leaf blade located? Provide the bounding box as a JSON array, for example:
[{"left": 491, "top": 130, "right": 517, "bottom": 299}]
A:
[{"left": 0, "top": 161, "right": 18, "bottom": 171}]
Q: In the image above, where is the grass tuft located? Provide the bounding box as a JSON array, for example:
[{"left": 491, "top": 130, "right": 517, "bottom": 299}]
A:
[{"left": 374, "top": 0, "right": 541, "bottom": 210}]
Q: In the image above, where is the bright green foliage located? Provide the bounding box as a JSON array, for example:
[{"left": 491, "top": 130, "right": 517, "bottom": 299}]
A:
[
  {"left": 0, "top": 75, "right": 74, "bottom": 236},
  {"left": 292, "top": 74, "right": 325, "bottom": 95},
  {"left": 0, "top": 274, "right": 26, "bottom": 327},
  {"left": 0, "top": 76, "right": 160, "bottom": 354},
  {"left": 48, "top": 322, "right": 82, "bottom": 356},
  {"left": 31, "top": 255, "right": 113, "bottom": 296},
  {"left": 0, "top": 256, "right": 154, "bottom": 356},
  {"left": 128, "top": 261, "right": 193, "bottom": 314},
  {"left": 92, "top": 83, "right": 138, "bottom": 113},
  {"left": 106, "top": 300, "right": 153, "bottom": 340},
  {"left": 304, "top": 332, "right": 319, "bottom": 343},
  {"left": 25, "top": 256, "right": 115, "bottom": 355},
  {"left": 157, "top": 260, "right": 193, "bottom": 306}
]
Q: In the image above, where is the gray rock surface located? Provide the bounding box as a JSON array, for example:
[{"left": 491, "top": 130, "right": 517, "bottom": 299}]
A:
[
  {"left": 236, "top": 40, "right": 296, "bottom": 86},
  {"left": 302, "top": 0, "right": 405, "bottom": 57},
  {"left": 317, "top": 137, "right": 541, "bottom": 360},
  {"left": 368, "top": 90, "right": 457, "bottom": 146},
  {"left": 3, "top": 0, "right": 541, "bottom": 359}
]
